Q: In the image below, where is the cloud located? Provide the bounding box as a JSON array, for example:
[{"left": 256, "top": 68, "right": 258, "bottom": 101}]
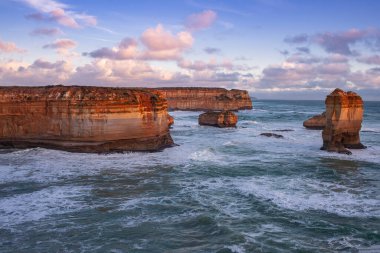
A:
[
  {"left": 85, "top": 24, "right": 194, "bottom": 61},
  {"left": 43, "top": 39, "right": 76, "bottom": 49},
  {"left": 185, "top": 10, "right": 217, "bottom": 31},
  {"left": 284, "top": 34, "right": 308, "bottom": 44},
  {"left": 83, "top": 38, "right": 138, "bottom": 60},
  {"left": 357, "top": 55, "right": 380, "bottom": 65},
  {"left": 22, "top": 0, "right": 97, "bottom": 29},
  {"left": 30, "top": 59, "right": 67, "bottom": 70},
  {"left": 30, "top": 27, "right": 62, "bottom": 36},
  {"left": 141, "top": 25, "right": 193, "bottom": 51},
  {"left": 285, "top": 28, "right": 380, "bottom": 56},
  {"left": 204, "top": 47, "right": 221, "bottom": 54},
  {"left": 296, "top": 47, "right": 310, "bottom": 54},
  {"left": 0, "top": 59, "right": 73, "bottom": 85},
  {"left": 0, "top": 39, "right": 25, "bottom": 53},
  {"left": 178, "top": 59, "right": 228, "bottom": 71}
]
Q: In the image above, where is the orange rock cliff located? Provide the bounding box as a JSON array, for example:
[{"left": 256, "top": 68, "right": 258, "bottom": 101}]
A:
[
  {"left": 321, "top": 88, "right": 366, "bottom": 154},
  {"left": 154, "top": 87, "right": 253, "bottom": 111},
  {"left": 0, "top": 86, "right": 173, "bottom": 152}
]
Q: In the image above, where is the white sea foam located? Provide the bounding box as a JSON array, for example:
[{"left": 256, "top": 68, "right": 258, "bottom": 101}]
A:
[
  {"left": 189, "top": 148, "right": 218, "bottom": 162},
  {"left": 0, "top": 186, "right": 90, "bottom": 226},
  {"left": 235, "top": 176, "right": 380, "bottom": 217},
  {"left": 224, "top": 245, "right": 246, "bottom": 253}
]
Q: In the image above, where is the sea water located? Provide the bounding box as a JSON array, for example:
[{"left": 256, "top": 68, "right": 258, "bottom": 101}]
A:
[{"left": 0, "top": 100, "right": 379, "bottom": 252}]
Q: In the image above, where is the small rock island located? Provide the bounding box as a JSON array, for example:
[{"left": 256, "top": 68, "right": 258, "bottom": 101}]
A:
[
  {"left": 198, "top": 111, "right": 238, "bottom": 128},
  {"left": 0, "top": 86, "right": 173, "bottom": 153}
]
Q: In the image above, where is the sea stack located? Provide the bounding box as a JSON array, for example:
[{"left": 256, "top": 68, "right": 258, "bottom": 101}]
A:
[
  {"left": 321, "top": 88, "right": 366, "bottom": 154},
  {"left": 155, "top": 88, "right": 252, "bottom": 111},
  {"left": 198, "top": 111, "right": 238, "bottom": 128},
  {"left": 0, "top": 86, "right": 174, "bottom": 153}
]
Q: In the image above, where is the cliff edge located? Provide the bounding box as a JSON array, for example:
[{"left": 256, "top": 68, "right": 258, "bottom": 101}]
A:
[{"left": 0, "top": 86, "right": 173, "bottom": 153}]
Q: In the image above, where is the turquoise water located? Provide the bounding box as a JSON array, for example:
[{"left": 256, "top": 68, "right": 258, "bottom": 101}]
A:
[{"left": 0, "top": 100, "right": 379, "bottom": 253}]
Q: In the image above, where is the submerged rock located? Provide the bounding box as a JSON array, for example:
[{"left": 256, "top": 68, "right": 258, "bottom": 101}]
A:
[
  {"left": 0, "top": 86, "right": 174, "bottom": 153},
  {"left": 198, "top": 111, "right": 238, "bottom": 128},
  {"left": 260, "top": 133, "right": 284, "bottom": 138},
  {"left": 321, "top": 88, "right": 366, "bottom": 154},
  {"left": 303, "top": 112, "right": 326, "bottom": 130}
]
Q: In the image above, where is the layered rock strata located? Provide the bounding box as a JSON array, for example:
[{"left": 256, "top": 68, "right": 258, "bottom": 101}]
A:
[
  {"left": 198, "top": 111, "right": 238, "bottom": 128},
  {"left": 303, "top": 112, "right": 326, "bottom": 130},
  {"left": 0, "top": 86, "right": 173, "bottom": 152},
  {"left": 321, "top": 88, "right": 366, "bottom": 154},
  {"left": 155, "top": 88, "right": 252, "bottom": 111}
]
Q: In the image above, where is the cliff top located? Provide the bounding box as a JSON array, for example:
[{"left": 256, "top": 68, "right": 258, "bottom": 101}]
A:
[
  {"left": 154, "top": 87, "right": 249, "bottom": 93},
  {"left": 0, "top": 85, "right": 164, "bottom": 102}
]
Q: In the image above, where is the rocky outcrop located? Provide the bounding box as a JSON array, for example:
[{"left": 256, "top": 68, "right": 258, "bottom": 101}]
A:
[
  {"left": 198, "top": 111, "right": 238, "bottom": 128},
  {"left": 303, "top": 112, "right": 326, "bottom": 129},
  {"left": 0, "top": 86, "right": 174, "bottom": 153},
  {"left": 260, "top": 133, "right": 284, "bottom": 138},
  {"left": 155, "top": 88, "right": 252, "bottom": 111},
  {"left": 168, "top": 114, "right": 174, "bottom": 128},
  {"left": 321, "top": 88, "right": 366, "bottom": 154}
]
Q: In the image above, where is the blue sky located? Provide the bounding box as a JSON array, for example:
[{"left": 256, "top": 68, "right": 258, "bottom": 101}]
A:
[{"left": 0, "top": 0, "right": 380, "bottom": 100}]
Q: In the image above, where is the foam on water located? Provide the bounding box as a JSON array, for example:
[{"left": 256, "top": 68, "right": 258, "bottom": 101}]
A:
[
  {"left": 0, "top": 185, "right": 90, "bottom": 226},
  {"left": 235, "top": 176, "right": 380, "bottom": 217}
]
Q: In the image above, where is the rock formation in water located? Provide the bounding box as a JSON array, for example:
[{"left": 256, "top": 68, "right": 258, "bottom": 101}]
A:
[
  {"left": 303, "top": 112, "right": 326, "bottom": 130},
  {"left": 198, "top": 111, "right": 238, "bottom": 128},
  {"left": 0, "top": 86, "right": 174, "bottom": 153},
  {"left": 155, "top": 88, "right": 252, "bottom": 111},
  {"left": 321, "top": 88, "right": 366, "bottom": 154},
  {"left": 260, "top": 133, "right": 284, "bottom": 138}
]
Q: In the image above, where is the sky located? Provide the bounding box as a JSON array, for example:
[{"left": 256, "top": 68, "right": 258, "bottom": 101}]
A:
[{"left": 0, "top": 0, "right": 380, "bottom": 100}]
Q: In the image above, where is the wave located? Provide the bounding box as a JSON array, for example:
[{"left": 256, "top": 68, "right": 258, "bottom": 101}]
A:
[
  {"left": 0, "top": 186, "right": 91, "bottom": 226},
  {"left": 235, "top": 176, "right": 380, "bottom": 218}
]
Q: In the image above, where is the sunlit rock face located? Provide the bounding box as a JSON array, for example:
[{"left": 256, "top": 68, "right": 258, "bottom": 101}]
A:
[
  {"left": 155, "top": 88, "right": 253, "bottom": 111},
  {"left": 198, "top": 111, "right": 238, "bottom": 128},
  {"left": 303, "top": 112, "right": 326, "bottom": 130},
  {"left": 321, "top": 88, "right": 366, "bottom": 154},
  {"left": 0, "top": 86, "right": 173, "bottom": 152}
]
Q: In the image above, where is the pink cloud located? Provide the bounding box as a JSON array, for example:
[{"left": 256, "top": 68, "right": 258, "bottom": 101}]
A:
[
  {"left": 140, "top": 24, "right": 193, "bottom": 60},
  {"left": 22, "top": 0, "right": 97, "bottom": 29},
  {"left": 0, "top": 39, "right": 25, "bottom": 53},
  {"left": 43, "top": 39, "right": 76, "bottom": 49},
  {"left": 30, "top": 27, "right": 62, "bottom": 36},
  {"left": 85, "top": 24, "right": 194, "bottom": 61},
  {"left": 141, "top": 24, "right": 193, "bottom": 51},
  {"left": 185, "top": 10, "right": 217, "bottom": 31},
  {"left": 357, "top": 55, "right": 380, "bottom": 65}
]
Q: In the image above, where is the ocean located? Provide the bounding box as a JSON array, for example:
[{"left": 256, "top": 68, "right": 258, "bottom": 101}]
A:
[{"left": 0, "top": 100, "right": 379, "bottom": 253}]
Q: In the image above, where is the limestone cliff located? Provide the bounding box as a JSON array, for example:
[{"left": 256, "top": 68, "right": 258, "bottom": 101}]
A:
[
  {"left": 321, "top": 88, "right": 366, "bottom": 154},
  {"left": 155, "top": 88, "right": 252, "bottom": 111},
  {"left": 0, "top": 86, "right": 173, "bottom": 152}
]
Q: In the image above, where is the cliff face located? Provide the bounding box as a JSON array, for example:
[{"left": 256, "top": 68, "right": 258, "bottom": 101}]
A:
[
  {"left": 155, "top": 88, "right": 253, "bottom": 111},
  {"left": 321, "top": 88, "right": 366, "bottom": 154},
  {"left": 0, "top": 86, "right": 173, "bottom": 152}
]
